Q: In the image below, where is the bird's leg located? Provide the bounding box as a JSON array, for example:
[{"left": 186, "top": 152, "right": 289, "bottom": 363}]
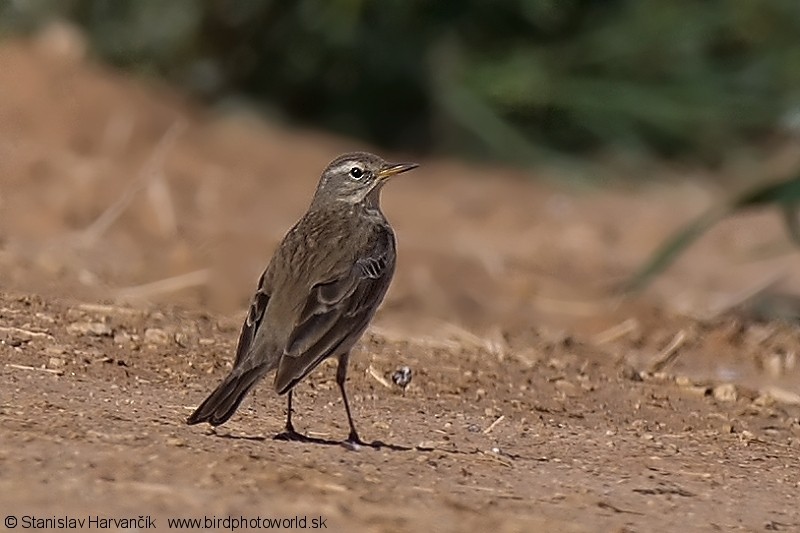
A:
[
  {"left": 336, "top": 352, "right": 364, "bottom": 446},
  {"left": 274, "top": 389, "right": 306, "bottom": 441},
  {"left": 285, "top": 389, "right": 295, "bottom": 433}
]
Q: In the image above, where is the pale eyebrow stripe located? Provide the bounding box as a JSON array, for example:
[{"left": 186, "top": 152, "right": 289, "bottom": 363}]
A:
[{"left": 333, "top": 160, "right": 361, "bottom": 174}]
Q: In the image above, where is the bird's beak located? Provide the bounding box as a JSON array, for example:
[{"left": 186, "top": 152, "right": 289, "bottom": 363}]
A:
[{"left": 377, "top": 162, "right": 419, "bottom": 180}]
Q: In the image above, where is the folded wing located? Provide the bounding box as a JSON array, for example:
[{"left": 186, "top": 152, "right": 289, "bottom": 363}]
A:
[
  {"left": 273, "top": 245, "right": 394, "bottom": 394},
  {"left": 233, "top": 271, "right": 271, "bottom": 367}
]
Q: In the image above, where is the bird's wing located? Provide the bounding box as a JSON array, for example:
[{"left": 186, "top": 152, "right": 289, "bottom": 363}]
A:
[
  {"left": 273, "top": 239, "right": 395, "bottom": 394},
  {"left": 233, "top": 270, "right": 272, "bottom": 367}
]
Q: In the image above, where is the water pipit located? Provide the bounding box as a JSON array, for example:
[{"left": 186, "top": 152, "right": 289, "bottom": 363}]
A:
[{"left": 187, "top": 152, "right": 417, "bottom": 447}]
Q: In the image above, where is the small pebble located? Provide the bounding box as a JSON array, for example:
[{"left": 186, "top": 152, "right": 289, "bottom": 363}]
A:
[
  {"left": 67, "top": 321, "right": 113, "bottom": 337},
  {"left": 391, "top": 366, "right": 412, "bottom": 389},
  {"left": 144, "top": 328, "right": 169, "bottom": 345},
  {"left": 713, "top": 383, "right": 738, "bottom": 403}
]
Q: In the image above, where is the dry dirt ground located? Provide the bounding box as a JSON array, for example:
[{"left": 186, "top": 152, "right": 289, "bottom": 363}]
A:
[{"left": 1, "top": 32, "right": 800, "bottom": 532}]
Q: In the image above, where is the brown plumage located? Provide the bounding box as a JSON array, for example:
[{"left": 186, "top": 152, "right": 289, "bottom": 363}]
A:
[{"left": 186, "top": 152, "right": 418, "bottom": 445}]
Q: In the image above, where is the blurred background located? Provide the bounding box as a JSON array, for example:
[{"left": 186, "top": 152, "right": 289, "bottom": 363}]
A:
[
  {"left": 3, "top": 0, "right": 800, "bottom": 168},
  {"left": 4, "top": 4, "right": 800, "bottom": 526},
  {"left": 1, "top": 0, "right": 800, "bottom": 333}
]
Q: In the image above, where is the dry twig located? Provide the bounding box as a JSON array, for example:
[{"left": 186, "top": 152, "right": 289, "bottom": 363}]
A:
[
  {"left": 0, "top": 326, "right": 54, "bottom": 340},
  {"left": 367, "top": 365, "right": 393, "bottom": 389},
  {"left": 6, "top": 363, "right": 64, "bottom": 375},
  {"left": 592, "top": 318, "right": 639, "bottom": 345},
  {"left": 115, "top": 269, "right": 210, "bottom": 301},
  {"left": 483, "top": 415, "right": 505, "bottom": 434},
  {"left": 648, "top": 330, "right": 687, "bottom": 373},
  {"left": 77, "top": 120, "right": 186, "bottom": 247}
]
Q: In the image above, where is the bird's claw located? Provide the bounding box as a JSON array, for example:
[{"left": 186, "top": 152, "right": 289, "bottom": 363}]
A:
[
  {"left": 273, "top": 429, "right": 309, "bottom": 442},
  {"left": 341, "top": 431, "right": 367, "bottom": 451}
]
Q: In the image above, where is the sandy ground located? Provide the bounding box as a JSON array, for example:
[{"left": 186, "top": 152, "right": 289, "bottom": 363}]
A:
[{"left": 1, "top": 32, "right": 800, "bottom": 532}]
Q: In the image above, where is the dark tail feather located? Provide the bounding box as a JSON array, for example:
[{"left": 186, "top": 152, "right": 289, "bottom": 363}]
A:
[{"left": 186, "top": 366, "right": 265, "bottom": 426}]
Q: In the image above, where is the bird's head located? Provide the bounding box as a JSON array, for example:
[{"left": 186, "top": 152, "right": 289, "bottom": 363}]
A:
[{"left": 312, "top": 152, "right": 418, "bottom": 208}]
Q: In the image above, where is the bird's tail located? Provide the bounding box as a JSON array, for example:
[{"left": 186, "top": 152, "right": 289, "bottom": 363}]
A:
[{"left": 186, "top": 366, "right": 265, "bottom": 426}]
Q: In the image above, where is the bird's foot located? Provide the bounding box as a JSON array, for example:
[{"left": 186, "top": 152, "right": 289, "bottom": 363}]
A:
[
  {"left": 273, "top": 427, "right": 310, "bottom": 442},
  {"left": 341, "top": 431, "right": 366, "bottom": 451}
]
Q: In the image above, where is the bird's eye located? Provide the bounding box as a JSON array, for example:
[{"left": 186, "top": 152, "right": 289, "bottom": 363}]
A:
[{"left": 349, "top": 166, "right": 364, "bottom": 180}]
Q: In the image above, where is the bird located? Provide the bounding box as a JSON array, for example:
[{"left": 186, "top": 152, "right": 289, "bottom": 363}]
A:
[{"left": 186, "top": 152, "right": 418, "bottom": 447}]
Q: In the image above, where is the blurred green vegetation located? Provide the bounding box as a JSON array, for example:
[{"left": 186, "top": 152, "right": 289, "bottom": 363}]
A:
[
  {"left": 623, "top": 175, "right": 800, "bottom": 294},
  {"left": 2, "top": 0, "right": 800, "bottom": 164}
]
